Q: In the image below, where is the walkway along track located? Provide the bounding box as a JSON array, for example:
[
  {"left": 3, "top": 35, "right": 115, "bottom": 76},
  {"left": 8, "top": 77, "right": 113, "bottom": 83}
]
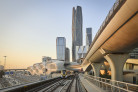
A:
[{"left": 75, "top": 74, "right": 87, "bottom": 92}]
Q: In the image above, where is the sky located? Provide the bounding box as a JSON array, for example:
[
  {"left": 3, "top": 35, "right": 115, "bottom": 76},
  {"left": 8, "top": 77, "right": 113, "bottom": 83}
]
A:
[{"left": 0, "top": 0, "right": 116, "bottom": 69}]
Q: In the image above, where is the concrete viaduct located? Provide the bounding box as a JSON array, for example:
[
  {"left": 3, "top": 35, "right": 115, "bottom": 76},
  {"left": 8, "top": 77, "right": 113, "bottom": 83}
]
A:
[{"left": 82, "top": 0, "right": 138, "bottom": 81}]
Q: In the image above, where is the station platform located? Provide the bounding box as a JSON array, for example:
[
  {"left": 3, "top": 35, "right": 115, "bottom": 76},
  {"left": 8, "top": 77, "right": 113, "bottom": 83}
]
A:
[{"left": 79, "top": 75, "right": 104, "bottom": 92}]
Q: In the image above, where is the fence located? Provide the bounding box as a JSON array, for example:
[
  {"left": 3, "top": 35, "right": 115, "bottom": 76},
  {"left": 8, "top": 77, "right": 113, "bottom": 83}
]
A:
[{"left": 81, "top": 74, "right": 138, "bottom": 92}]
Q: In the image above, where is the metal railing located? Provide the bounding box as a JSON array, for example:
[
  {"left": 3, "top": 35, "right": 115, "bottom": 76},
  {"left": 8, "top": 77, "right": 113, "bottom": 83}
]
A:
[
  {"left": 81, "top": 74, "right": 138, "bottom": 92},
  {"left": 84, "top": 0, "right": 126, "bottom": 59}
]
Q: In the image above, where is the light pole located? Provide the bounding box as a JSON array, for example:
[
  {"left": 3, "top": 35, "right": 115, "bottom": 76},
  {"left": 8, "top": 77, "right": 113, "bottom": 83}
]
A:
[
  {"left": 4, "top": 56, "right": 7, "bottom": 69},
  {"left": 45, "top": 60, "right": 46, "bottom": 76}
]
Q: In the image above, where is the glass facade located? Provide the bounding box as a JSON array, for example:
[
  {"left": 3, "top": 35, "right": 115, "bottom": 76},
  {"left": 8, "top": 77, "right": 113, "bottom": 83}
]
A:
[
  {"left": 86, "top": 28, "right": 92, "bottom": 46},
  {"left": 56, "top": 37, "right": 66, "bottom": 61}
]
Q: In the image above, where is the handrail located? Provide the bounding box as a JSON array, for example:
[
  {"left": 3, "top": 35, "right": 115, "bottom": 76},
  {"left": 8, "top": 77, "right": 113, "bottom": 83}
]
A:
[
  {"left": 81, "top": 74, "right": 138, "bottom": 92},
  {"left": 94, "top": 79, "right": 131, "bottom": 92},
  {"left": 87, "top": 75, "right": 138, "bottom": 87}
]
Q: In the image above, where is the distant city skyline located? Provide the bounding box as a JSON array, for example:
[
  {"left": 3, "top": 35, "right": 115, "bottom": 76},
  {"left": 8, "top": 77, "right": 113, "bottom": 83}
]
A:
[{"left": 0, "top": 0, "right": 116, "bottom": 69}]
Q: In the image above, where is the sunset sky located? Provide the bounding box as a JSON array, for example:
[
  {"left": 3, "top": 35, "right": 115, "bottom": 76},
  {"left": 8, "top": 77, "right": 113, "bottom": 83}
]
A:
[{"left": 0, "top": 0, "right": 116, "bottom": 69}]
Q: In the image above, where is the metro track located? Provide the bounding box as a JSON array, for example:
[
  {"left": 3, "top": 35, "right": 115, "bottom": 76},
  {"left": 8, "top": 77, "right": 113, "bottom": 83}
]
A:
[
  {"left": 26, "top": 74, "right": 87, "bottom": 92},
  {"left": 60, "top": 74, "right": 87, "bottom": 92},
  {"left": 0, "top": 74, "right": 87, "bottom": 92}
]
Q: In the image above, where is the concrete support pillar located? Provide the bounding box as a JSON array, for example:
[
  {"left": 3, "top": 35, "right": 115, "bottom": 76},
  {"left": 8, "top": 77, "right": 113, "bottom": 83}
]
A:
[
  {"left": 104, "top": 54, "right": 129, "bottom": 81},
  {"left": 136, "top": 74, "right": 138, "bottom": 84},
  {"left": 91, "top": 62, "right": 104, "bottom": 77}
]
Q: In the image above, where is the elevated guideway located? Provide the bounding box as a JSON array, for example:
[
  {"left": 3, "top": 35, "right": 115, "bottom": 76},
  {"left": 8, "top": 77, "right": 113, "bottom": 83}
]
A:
[{"left": 82, "top": 0, "right": 138, "bottom": 81}]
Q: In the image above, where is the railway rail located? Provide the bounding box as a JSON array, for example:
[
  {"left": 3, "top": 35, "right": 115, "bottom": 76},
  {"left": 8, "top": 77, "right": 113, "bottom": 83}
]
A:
[
  {"left": 26, "top": 74, "right": 87, "bottom": 92},
  {"left": 0, "top": 78, "right": 11, "bottom": 88},
  {"left": 59, "top": 74, "right": 87, "bottom": 92},
  {"left": 26, "top": 75, "right": 76, "bottom": 92},
  {"left": 0, "top": 74, "right": 87, "bottom": 92}
]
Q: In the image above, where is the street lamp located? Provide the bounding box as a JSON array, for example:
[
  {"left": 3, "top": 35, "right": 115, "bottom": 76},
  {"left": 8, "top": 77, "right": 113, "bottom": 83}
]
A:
[
  {"left": 4, "top": 56, "right": 7, "bottom": 69},
  {"left": 45, "top": 60, "right": 46, "bottom": 76}
]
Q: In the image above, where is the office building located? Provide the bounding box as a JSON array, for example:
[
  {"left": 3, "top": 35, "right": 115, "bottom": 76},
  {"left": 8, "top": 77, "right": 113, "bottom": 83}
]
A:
[
  {"left": 65, "top": 48, "right": 70, "bottom": 63},
  {"left": 72, "top": 6, "right": 83, "bottom": 62},
  {"left": 86, "top": 28, "right": 92, "bottom": 46},
  {"left": 56, "top": 37, "right": 66, "bottom": 61}
]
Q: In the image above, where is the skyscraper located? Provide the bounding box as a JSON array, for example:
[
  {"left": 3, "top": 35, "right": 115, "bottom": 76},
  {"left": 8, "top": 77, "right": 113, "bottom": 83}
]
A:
[
  {"left": 65, "top": 47, "right": 70, "bottom": 63},
  {"left": 72, "top": 6, "right": 83, "bottom": 62},
  {"left": 56, "top": 37, "right": 66, "bottom": 61},
  {"left": 86, "top": 28, "right": 92, "bottom": 46}
]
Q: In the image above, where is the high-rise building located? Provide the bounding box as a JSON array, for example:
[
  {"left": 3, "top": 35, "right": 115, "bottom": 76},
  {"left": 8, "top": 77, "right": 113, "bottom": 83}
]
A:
[
  {"left": 86, "top": 28, "right": 92, "bottom": 46},
  {"left": 65, "top": 47, "right": 70, "bottom": 63},
  {"left": 56, "top": 37, "right": 66, "bottom": 61},
  {"left": 72, "top": 6, "right": 83, "bottom": 62}
]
